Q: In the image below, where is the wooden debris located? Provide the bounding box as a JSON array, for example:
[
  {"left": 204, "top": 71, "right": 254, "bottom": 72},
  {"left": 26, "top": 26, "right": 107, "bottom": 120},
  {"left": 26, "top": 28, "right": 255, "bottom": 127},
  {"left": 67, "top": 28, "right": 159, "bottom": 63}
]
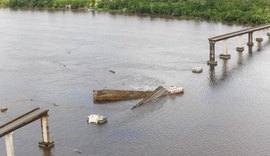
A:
[{"left": 93, "top": 89, "right": 153, "bottom": 103}]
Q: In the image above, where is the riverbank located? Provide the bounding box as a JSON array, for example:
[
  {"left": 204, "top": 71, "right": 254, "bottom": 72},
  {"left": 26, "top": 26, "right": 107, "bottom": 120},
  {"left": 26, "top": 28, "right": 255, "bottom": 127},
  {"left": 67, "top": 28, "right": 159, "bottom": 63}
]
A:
[{"left": 0, "top": 0, "right": 270, "bottom": 24}]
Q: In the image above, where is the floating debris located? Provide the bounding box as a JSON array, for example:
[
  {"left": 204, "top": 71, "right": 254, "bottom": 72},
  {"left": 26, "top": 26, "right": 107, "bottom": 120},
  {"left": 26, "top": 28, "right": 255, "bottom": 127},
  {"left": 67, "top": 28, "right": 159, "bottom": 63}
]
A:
[
  {"left": 131, "top": 85, "right": 184, "bottom": 109},
  {"left": 53, "top": 103, "right": 59, "bottom": 106},
  {"left": 109, "top": 70, "right": 115, "bottom": 74},
  {"left": 167, "top": 86, "right": 184, "bottom": 94},
  {"left": 87, "top": 114, "right": 107, "bottom": 124},
  {"left": 192, "top": 67, "right": 203, "bottom": 73},
  {"left": 74, "top": 148, "right": 82, "bottom": 154},
  {"left": 1, "top": 107, "right": 8, "bottom": 112},
  {"left": 93, "top": 89, "right": 152, "bottom": 103}
]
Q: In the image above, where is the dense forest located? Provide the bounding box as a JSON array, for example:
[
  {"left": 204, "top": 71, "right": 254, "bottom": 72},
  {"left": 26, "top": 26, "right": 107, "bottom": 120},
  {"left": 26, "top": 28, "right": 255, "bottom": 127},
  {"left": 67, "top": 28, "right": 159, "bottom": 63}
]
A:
[{"left": 0, "top": 0, "right": 270, "bottom": 24}]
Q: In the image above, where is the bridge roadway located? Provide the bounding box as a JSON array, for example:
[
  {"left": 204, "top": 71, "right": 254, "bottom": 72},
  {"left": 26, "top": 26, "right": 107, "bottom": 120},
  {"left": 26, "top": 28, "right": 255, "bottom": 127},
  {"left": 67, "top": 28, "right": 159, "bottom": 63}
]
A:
[
  {"left": 209, "top": 24, "right": 270, "bottom": 42},
  {"left": 0, "top": 108, "right": 48, "bottom": 138}
]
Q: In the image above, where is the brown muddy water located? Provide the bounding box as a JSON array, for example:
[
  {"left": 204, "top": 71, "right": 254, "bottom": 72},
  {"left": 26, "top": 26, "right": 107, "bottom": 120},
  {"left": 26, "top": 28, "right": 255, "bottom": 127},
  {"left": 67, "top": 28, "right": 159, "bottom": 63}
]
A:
[{"left": 1, "top": 8, "right": 270, "bottom": 156}]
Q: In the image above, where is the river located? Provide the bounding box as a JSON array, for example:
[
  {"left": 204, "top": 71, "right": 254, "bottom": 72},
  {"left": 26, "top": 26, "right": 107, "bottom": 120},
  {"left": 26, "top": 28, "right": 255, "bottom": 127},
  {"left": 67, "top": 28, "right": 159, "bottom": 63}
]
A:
[{"left": 1, "top": 8, "right": 270, "bottom": 156}]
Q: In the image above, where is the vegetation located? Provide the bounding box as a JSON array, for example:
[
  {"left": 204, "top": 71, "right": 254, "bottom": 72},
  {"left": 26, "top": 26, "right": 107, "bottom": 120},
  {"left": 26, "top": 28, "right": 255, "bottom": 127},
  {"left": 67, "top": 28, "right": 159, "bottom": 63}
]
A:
[{"left": 0, "top": 0, "right": 270, "bottom": 24}]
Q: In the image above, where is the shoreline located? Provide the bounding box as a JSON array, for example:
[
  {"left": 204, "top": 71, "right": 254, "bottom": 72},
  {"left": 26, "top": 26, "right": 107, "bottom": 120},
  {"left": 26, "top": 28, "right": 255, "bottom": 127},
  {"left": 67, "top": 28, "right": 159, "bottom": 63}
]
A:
[{"left": 0, "top": 7, "right": 261, "bottom": 27}]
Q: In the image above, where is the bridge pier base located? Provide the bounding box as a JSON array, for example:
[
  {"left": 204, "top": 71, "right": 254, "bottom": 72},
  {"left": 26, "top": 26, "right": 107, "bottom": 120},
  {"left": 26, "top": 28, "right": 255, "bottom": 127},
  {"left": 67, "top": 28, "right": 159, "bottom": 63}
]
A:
[
  {"left": 39, "top": 116, "right": 54, "bottom": 148},
  {"left": 247, "top": 32, "right": 254, "bottom": 53},
  {"left": 236, "top": 35, "right": 244, "bottom": 52},
  {"left": 207, "top": 41, "right": 217, "bottom": 66},
  {"left": 5, "top": 132, "right": 15, "bottom": 156},
  {"left": 247, "top": 42, "right": 254, "bottom": 53},
  {"left": 236, "top": 47, "right": 244, "bottom": 52},
  {"left": 256, "top": 38, "right": 263, "bottom": 51},
  {"left": 219, "top": 39, "right": 231, "bottom": 59},
  {"left": 219, "top": 54, "right": 231, "bottom": 59},
  {"left": 267, "top": 32, "right": 270, "bottom": 40}
]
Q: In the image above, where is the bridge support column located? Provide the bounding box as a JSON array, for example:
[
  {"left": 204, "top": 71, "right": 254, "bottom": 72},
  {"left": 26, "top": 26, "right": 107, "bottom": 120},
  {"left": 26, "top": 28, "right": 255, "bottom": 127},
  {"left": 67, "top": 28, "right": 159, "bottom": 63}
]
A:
[
  {"left": 256, "top": 38, "right": 263, "bottom": 51},
  {"left": 207, "top": 41, "right": 217, "bottom": 66},
  {"left": 256, "top": 31, "right": 263, "bottom": 51},
  {"left": 220, "top": 39, "right": 231, "bottom": 59},
  {"left": 247, "top": 32, "right": 254, "bottom": 53},
  {"left": 5, "top": 132, "right": 15, "bottom": 156},
  {"left": 267, "top": 32, "right": 270, "bottom": 40},
  {"left": 39, "top": 116, "right": 54, "bottom": 148},
  {"left": 236, "top": 35, "right": 244, "bottom": 52}
]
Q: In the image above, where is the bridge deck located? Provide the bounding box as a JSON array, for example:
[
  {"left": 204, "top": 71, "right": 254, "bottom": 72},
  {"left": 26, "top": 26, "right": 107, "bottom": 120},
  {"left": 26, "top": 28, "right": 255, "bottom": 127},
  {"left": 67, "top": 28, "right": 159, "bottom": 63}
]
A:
[
  {"left": 131, "top": 86, "right": 168, "bottom": 109},
  {"left": 209, "top": 25, "right": 270, "bottom": 42},
  {"left": 0, "top": 108, "right": 48, "bottom": 138}
]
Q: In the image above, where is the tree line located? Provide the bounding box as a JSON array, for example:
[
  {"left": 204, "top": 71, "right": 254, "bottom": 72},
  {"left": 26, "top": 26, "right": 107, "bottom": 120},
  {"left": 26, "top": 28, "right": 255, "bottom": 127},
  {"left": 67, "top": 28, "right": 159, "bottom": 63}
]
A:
[{"left": 0, "top": 0, "right": 269, "bottom": 24}]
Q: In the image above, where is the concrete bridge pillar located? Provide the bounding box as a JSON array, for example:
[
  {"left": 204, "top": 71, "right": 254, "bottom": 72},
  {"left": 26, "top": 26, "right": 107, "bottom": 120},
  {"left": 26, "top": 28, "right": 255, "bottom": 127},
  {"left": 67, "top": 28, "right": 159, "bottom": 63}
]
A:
[
  {"left": 267, "top": 29, "right": 270, "bottom": 40},
  {"left": 220, "top": 39, "right": 231, "bottom": 59},
  {"left": 236, "top": 35, "right": 244, "bottom": 52},
  {"left": 39, "top": 116, "right": 54, "bottom": 148},
  {"left": 256, "top": 30, "right": 263, "bottom": 51},
  {"left": 207, "top": 41, "right": 217, "bottom": 66},
  {"left": 5, "top": 132, "right": 15, "bottom": 156},
  {"left": 247, "top": 32, "right": 254, "bottom": 53}
]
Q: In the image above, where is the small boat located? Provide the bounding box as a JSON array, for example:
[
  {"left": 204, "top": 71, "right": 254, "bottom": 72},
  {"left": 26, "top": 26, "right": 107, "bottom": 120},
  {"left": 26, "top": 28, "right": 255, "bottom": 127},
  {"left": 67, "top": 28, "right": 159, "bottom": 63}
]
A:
[{"left": 192, "top": 67, "right": 203, "bottom": 73}]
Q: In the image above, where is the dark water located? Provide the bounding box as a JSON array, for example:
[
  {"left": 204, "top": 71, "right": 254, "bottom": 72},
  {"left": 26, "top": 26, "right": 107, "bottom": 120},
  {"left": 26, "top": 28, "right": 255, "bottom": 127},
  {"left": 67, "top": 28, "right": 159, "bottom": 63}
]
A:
[{"left": 1, "top": 8, "right": 270, "bottom": 156}]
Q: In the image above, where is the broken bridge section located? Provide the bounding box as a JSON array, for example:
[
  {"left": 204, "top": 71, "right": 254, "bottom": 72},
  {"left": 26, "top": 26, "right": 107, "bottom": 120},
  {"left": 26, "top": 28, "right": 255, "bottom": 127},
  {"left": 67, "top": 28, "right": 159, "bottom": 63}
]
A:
[
  {"left": 0, "top": 108, "right": 54, "bottom": 156},
  {"left": 131, "top": 86, "right": 169, "bottom": 110},
  {"left": 93, "top": 89, "right": 153, "bottom": 103}
]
